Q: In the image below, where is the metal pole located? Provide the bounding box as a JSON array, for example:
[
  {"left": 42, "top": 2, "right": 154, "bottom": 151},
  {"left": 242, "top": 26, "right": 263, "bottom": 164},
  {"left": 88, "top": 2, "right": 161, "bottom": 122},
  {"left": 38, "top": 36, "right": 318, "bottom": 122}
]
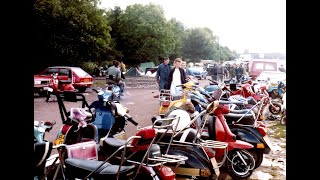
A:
[{"left": 218, "top": 36, "right": 220, "bottom": 63}]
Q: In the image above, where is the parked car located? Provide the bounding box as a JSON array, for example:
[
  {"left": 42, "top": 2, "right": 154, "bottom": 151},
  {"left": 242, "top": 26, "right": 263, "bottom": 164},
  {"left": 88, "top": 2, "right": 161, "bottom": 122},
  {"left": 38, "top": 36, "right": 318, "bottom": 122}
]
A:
[
  {"left": 188, "top": 66, "right": 208, "bottom": 80},
  {"left": 256, "top": 70, "right": 286, "bottom": 93},
  {"left": 248, "top": 59, "right": 279, "bottom": 80},
  {"left": 34, "top": 66, "right": 93, "bottom": 96}
]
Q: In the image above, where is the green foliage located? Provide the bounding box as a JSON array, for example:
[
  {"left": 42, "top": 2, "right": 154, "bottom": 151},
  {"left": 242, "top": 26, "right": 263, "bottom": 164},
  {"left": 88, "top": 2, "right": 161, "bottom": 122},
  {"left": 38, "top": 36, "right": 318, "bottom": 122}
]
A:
[
  {"left": 182, "top": 28, "right": 216, "bottom": 61},
  {"left": 33, "top": 1, "right": 240, "bottom": 70},
  {"left": 33, "top": 0, "right": 112, "bottom": 68},
  {"left": 118, "top": 3, "right": 176, "bottom": 64},
  {"left": 81, "top": 61, "right": 98, "bottom": 75}
]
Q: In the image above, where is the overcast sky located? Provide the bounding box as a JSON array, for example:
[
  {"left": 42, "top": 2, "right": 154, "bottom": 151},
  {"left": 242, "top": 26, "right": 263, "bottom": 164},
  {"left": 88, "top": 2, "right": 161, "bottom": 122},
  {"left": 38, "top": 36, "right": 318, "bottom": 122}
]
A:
[{"left": 99, "top": 0, "right": 286, "bottom": 54}]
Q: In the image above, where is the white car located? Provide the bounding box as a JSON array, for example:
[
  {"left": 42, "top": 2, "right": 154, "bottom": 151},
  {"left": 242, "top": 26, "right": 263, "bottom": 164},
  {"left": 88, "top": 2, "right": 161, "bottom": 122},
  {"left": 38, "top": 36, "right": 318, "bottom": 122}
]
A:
[{"left": 255, "top": 71, "right": 286, "bottom": 92}]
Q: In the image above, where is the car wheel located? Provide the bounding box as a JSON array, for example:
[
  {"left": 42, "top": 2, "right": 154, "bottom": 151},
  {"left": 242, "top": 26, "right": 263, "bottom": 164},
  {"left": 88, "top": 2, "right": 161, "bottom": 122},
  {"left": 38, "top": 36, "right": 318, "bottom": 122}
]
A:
[{"left": 77, "top": 87, "right": 87, "bottom": 93}]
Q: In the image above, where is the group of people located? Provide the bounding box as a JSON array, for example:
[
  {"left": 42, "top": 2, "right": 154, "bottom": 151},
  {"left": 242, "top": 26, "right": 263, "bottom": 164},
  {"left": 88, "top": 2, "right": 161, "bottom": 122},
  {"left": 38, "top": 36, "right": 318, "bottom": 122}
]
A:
[
  {"left": 207, "top": 62, "right": 249, "bottom": 83},
  {"left": 155, "top": 57, "right": 194, "bottom": 99}
]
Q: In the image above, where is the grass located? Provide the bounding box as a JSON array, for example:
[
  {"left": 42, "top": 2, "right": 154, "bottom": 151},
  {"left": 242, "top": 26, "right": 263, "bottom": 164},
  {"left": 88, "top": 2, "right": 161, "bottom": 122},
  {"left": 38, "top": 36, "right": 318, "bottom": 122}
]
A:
[{"left": 268, "top": 122, "right": 286, "bottom": 139}]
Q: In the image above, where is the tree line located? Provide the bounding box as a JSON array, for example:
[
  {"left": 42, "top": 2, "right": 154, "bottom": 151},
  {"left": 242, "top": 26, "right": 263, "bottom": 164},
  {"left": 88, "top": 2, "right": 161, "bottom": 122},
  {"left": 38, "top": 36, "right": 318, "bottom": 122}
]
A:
[{"left": 32, "top": 0, "right": 237, "bottom": 73}]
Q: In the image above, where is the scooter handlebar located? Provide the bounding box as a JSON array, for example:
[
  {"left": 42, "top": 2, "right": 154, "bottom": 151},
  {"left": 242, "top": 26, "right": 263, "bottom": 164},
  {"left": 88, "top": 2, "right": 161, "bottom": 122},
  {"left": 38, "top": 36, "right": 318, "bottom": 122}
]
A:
[
  {"left": 92, "top": 88, "right": 99, "bottom": 93},
  {"left": 125, "top": 114, "right": 138, "bottom": 126},
  {"left": 208, "top": 79, "right": 219, "bottom": 85}
]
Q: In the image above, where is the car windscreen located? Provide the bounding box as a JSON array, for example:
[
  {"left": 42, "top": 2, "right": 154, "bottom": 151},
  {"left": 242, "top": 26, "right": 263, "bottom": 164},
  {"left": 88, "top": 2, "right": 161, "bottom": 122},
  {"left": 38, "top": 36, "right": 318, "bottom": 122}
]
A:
[
  {"left": 41, "top": 68, "right": 58, "bottom": 75},
  {"left": 72, "top": 67, "right": 90, "bottom": 77}
]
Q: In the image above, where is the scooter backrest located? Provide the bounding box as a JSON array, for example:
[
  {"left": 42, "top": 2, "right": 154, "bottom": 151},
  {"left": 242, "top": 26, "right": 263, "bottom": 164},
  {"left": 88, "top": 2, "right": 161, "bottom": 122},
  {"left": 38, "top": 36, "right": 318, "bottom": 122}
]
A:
[{"left": 130, "top": 128, "right": 156, "bottom": 152}]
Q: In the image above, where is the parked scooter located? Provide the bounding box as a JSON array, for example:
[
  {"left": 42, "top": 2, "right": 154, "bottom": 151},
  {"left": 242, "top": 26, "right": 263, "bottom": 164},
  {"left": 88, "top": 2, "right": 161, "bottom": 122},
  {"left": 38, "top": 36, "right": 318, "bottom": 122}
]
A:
[
  {"left": 45, "top": 70, "right": 76, "bottom": 102},
  {"left": 105, "top": 75, "right": 121, "bottom": 100},
  {"left": 156, "top": 85, "right": 256, "bottom": 179},
  {"left": 90, "top": 87, "right": 136, "bottom": 140},
  {"left": 33, "top": 120, "right": 55, "bottom": 180},
  {"left": 151, "top": 109, "right": 228, "bottom": 180},
  {"left": 158, "top": 81, "right": 197, "bottom": 117},
  {"left": 50, "top": 119, "right": 187, "bottom": 180}
]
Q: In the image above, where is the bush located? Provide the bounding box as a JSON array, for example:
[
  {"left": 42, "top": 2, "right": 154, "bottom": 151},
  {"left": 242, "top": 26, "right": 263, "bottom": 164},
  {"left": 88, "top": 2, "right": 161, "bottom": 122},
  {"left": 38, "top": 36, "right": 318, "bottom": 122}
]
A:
[
  {"left": 81, "top": 61, "right": 98, "bottom": 75},
  {"left": 100, "top": 61, "right": 111, "bottom": 69}
]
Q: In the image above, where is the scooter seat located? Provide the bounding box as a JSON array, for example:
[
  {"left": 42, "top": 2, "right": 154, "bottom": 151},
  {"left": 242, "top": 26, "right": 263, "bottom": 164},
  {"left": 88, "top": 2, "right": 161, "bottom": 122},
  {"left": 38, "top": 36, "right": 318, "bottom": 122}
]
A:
[
  {"left": 65, "top": 158, "right": 135, "bottom": 179},
  {"left": 156, "top": 128, "right": 200, "bottom": 143},
  {"left": 103, "top": 138, "right": 126, "bottom": 148},
  {"left": 224, "top": 113, "right": 255, "bottom": 125}
]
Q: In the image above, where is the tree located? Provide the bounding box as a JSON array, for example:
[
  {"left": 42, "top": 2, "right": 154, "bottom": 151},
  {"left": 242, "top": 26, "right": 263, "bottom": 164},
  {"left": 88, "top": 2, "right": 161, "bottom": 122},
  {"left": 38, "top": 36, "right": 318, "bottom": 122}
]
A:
[
  {"left": 167, "top": 18, "right": 187, "bottom": 60},
  {"left": 105, "top": 6, "right": 124, "bottom": 61},
  {"left": 182, "top": 27, "right": 216, "bottom": 61},
  {"left": 118, "top": 3, "right": 176, "bottom": 65},
  {"left": 33, "top": 0, "right": 112, "bottom": 71}
]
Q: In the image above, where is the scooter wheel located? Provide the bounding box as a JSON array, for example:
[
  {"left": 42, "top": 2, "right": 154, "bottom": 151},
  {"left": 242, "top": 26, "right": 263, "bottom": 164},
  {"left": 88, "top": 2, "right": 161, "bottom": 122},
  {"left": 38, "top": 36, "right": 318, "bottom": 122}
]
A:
[
  {"left": 226, "top": 149, "right": 255, "bottom": 179},
  {"left": 247, "top": 149, "right": 264, "bottom": 169},
  {"left": 269, "top": 102, "right": 282, "bottom": 115}
]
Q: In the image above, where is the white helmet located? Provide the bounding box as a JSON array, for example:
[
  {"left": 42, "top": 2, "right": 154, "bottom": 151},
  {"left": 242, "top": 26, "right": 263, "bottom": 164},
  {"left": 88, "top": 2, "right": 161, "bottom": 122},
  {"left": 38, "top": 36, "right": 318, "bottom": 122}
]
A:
[{"left": 167, "top": 109, "right": 191, "bottom": 131}]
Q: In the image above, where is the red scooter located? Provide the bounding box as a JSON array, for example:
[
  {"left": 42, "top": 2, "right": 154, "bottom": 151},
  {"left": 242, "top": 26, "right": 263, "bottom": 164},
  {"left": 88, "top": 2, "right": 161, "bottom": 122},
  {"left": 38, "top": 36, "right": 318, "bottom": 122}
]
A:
[
  {"left": 201, "top": 101, "right": 256, "bottom": 179},
  {"left": 167, "top": 89, "right": 256, "bottom": 179},
  {"left": 46, "top": 70, "right": 76, "bottom": 102}
]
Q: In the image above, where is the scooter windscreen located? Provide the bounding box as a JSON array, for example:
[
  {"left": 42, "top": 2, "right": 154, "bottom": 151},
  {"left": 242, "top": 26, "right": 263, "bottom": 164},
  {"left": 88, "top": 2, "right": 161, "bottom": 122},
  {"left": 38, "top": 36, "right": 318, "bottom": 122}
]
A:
[{"left": 98, "top": 89, "right": 113, "bottom": 101}]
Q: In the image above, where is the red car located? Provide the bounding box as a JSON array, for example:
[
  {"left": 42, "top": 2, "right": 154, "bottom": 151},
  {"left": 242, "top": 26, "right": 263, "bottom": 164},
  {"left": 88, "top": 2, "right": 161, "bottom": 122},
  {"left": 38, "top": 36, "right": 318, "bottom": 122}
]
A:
[{"left": 34, "top": 66, "right": 93, "bottom": 95}]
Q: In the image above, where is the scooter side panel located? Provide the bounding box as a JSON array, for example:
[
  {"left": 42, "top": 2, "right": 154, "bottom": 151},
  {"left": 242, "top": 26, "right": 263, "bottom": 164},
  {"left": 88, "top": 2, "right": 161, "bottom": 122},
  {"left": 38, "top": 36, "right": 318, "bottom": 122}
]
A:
[{"left": 231, "top": 126, "right": 271, "bottom": 154}]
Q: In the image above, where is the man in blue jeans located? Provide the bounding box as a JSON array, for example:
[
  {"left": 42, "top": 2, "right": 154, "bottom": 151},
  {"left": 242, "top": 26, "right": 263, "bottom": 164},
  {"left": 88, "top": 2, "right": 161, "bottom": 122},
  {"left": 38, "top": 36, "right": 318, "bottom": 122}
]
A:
[{"left": 156, "top": 57, "right": 171, "bottom": 90}]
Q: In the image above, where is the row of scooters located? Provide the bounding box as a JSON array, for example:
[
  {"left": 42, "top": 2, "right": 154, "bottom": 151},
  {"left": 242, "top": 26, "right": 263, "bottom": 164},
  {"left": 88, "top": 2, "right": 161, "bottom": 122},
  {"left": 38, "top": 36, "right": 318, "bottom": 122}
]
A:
[
  {"left": 155, "top": 78, "right": 286, "bottom": 179},
  {"left": 34, "top": 78, "right": 285, "bottom": 180}
]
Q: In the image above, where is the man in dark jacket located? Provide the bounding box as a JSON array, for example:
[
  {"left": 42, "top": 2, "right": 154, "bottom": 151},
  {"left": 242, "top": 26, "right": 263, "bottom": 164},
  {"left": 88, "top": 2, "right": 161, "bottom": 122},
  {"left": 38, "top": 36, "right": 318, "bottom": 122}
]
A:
[
  {"left": 235, "top": 64, "right": 244, "bottom": 83},
  {"left": 155, "top": 57, "right": 172, "bottom": 90},
  {"left": 216, "top": 62, "right": 225, "bottom": 83},
  {"left": 210, "top": 64, "right": 218, "bottom": 81}
]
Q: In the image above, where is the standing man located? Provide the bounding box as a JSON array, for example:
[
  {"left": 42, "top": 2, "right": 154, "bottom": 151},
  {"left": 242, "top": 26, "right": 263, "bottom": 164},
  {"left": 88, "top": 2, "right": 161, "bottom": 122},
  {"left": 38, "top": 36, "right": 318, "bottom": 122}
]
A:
[
  {"left": 235, "top": 64, "right": 244, "bottom": 83},
  {"left": 156, "top": 57, "right": 171, "bottom": 90},
  {"left": 216, "top": 61, "right": 225, "bottom": 83}
]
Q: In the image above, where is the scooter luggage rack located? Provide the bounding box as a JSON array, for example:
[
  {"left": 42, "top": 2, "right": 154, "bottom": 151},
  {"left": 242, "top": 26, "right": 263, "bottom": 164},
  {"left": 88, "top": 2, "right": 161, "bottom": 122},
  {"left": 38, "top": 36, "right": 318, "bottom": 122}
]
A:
[
  {"left": 159, "top": 89, "right": 172, "bottom": 101},
  {"left": 228, "top": 96, "right": 268, "bottom": 127}
]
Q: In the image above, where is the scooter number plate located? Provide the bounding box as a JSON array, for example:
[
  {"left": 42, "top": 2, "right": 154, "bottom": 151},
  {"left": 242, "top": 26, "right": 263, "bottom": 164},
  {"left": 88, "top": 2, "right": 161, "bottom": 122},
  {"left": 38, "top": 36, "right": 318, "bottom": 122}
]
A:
[{"left": 54, "top": 134, "right": 65, "bottom": 145}]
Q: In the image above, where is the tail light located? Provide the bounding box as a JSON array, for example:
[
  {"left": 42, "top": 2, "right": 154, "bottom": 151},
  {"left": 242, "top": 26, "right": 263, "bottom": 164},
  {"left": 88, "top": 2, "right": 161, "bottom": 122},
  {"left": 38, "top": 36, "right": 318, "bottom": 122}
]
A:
[
  {"left": 154, "top": 166, "right": 175, "bottom": 180},
  {"left": 80, "top": 78, "right": 92, "bottom": 82},
  {"left": 161, "top": 101, "right": 170, "bottom": 107}
]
